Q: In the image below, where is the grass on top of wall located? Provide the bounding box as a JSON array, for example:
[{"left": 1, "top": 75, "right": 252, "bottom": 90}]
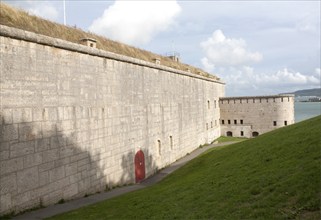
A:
[
  {"left": 0, "top": 2, "right": 218, "bottom": 80},
  {"left": 49, "top": 116, "right": 321, "bottom": 219}
]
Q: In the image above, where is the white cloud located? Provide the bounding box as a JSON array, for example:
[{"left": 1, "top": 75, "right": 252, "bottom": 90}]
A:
[
  {"left": 28, "top": 3, "right": 58, "bottom": 21},
  {"left": 315, "top": 68, "right": 321, "bottom": 78},
  {"left": 200, "top": 30, "right": 263, "bottom": 70},
  {"left": 218, "top": 67, "right": 320, "bottom": 96},
  {"left": 89, "top": 0, "right": 181, "bottom": 45},
  {"left": 6, "top": 1, "right": 59, "bottom": 21}
]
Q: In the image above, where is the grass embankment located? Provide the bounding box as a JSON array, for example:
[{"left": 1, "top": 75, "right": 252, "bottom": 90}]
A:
[
  {"left": 215, "top": 136, "right": 248, "bottom": 143},
  {"left": 0, "top": 2, "right": 217, "bottom": 80},
  {"left": 50, "top": 116, "right": 321, "bottom": 219}
]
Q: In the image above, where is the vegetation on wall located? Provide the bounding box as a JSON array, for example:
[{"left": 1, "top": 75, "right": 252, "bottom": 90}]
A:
[{"left": 0, "top": 2, "right": 219, "bottom": 80}]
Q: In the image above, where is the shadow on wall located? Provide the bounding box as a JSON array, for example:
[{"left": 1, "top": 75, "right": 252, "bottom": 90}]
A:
[
  {"left": 119, "top": 148, "right": 158, "bottom": 186},
  {"left": 0, "top": 110, "right": 159, "bottom": 216},
  {"left": 0, "top": 113, "right": 106, "bottom": 216}
]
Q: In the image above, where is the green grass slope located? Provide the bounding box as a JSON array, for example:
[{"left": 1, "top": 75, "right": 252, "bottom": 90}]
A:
[{"left": 50, "top": 116, "right": 321, "bottom": 220}]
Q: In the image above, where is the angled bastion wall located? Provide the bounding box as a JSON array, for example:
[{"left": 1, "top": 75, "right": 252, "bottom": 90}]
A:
[
  {"left": 0, "top": 25, "right": 225, "bottom": 215},
  {"left": 219, "top": 95, "right": 295, "bottom": 138}
]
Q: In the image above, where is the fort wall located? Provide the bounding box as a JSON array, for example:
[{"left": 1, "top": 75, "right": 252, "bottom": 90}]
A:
[
  {"left": 219, "top": 95, "right": 295, "bottom": 138},
  {"left": 0, "top": 25, "right": 224, "bottom": 215}
]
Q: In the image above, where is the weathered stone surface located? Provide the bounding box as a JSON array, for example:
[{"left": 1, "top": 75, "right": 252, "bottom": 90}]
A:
[
  {"left": 1, "top": 124, "right": 18, "bottom": 141},
  {"left": 13, "top": 108, "right": 32, "bottom": 123},
  {"left": 10, "top": 141, "right": 35, "bottom": 158},
  {"left": 17, "top": 166, "right": 39, "bottom": 193},
  {"left": 0, "top": 173, "right": 17, "bottom": 195},
  {"left": 3, "top": 24, "right": 291, "bottom": 216},
  {"left": 219, "top": 95, "right": 295, "bottom": 138}
]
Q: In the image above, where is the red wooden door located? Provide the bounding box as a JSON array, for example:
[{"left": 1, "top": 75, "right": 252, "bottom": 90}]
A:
[{"left": 135, "top": 150, "right": 145, "bottom": 183}]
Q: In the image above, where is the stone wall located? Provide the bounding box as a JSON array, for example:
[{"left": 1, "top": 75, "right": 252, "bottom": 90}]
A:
[
  {"left": 0, "top": 25, "right": 225, "bottom": 215},
  {"left": 219, "top": 95, "right": 295, "bottom": 138}
]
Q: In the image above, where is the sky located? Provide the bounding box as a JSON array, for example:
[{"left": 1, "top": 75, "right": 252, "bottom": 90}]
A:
[{"left": 4, "top": 0, "right": 321, "bottom": 96}]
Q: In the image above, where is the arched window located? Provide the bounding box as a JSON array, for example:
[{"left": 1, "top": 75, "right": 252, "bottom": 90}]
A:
[{"left": 226, "top": 131, "right": 233, "bottom": 137}]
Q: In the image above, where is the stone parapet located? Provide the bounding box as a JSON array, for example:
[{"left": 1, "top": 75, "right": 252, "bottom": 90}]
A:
[{"left": 0, "top": 25, "right": 223, "bottom": 84}]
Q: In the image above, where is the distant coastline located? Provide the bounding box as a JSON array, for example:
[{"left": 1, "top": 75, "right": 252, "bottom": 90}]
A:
[{"left": 280, "top": 88, "right": 321, "bottom": 103}]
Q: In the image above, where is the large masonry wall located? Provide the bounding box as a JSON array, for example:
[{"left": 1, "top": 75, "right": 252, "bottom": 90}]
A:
[
  {"left": 219, "top": 95, "right": 295, "bottom": 138},
  {"left": 0, "top": 25, "right": 224, "bottom": 215}
]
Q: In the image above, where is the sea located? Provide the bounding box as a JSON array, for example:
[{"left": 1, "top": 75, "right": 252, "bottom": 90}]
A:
[{"left": 295, "top": 102, "right": 321, "bottom": 122}]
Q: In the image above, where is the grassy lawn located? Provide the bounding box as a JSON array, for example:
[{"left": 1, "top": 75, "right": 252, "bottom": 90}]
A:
[
  {"left": 215, "top": 136, "right": 248, "bottom": 143},
  {"left": 49, "top": 116, "right": 321, "bottom": 219}
]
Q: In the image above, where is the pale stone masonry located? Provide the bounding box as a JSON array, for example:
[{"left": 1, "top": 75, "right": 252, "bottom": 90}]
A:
[
  {"left": 0, "top": 25, "right": 224, "bottom": 215},
  {"left": 219, "top": 95, "right": 295, "bottom": 138},
  {"left": 0, "top": 25, "right": 294, "bottom": 215}
]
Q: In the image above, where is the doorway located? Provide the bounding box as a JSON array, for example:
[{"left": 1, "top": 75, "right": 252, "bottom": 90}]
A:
[
  {"left": 252, "top": 131, "right": 259, "bottom": 137},
  {"left": 135, "top": 150, "right": 145, "bottom": 183}
]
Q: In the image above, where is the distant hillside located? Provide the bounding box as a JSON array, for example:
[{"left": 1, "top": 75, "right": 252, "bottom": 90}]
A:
[
  {"left": 294, "top": 88, "right": 321, "bottom": 97},
  {"left": 50, "top": 116, "right": 321, "bottom": 220},
  {"left": 281, "top": 88, "right": 321, "bottom": 97}
]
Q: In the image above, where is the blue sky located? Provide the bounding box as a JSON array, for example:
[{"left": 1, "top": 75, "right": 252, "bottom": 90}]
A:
[{"left": 5, "top": 0, "right": 321, "bottom": 96}]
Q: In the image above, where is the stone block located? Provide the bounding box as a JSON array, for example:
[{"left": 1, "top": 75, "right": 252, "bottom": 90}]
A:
[
  {"left": 0, "top": 193, "right": 11, "bottom": 214},
  {"left": 57, "top": 120, "right": 74, "bottom": 131},
  {"left": 63, "top": 183, "right": 78, "bottom": 198},
  {"left": 42, "top": 148, "right": 59, "bottom": 163},
  {"left": 13, "top": 108, "right": 32, "bottom": 123},
  {"left": 39, "top": 171, "right": 49, "bottom": 186},
  {"left": 65, "top": 162, "right": 78, "bottom": 176},
  {"left": 59, "top": 146, "right": 75, "bottom": 159},
  {"left": 0, "top": 150, "right": 9, "bottom": 160},
  {"left": 49, "top": 166, "right": 65, "bottom": 182},
  {"left": 32, "top": 107, "right": 43, "bottom": 122},
  {"left": 2, "top": 108, "right": 13, "bottom": 124},
  {"left": 23, "top": 152, "right": 42, "bottom": 168},
  {"left": 69, "top": 172, "right": 82, "bottom": 184},
  {"left": 0, "top": 173, "right": 17, "bottom": 195},
  {"left": 0, "top": 158, "right": 23, "bottom": 176},
  {"left": 13, "top": 191, "right": 31, "bottom": 207},
  {"left": 54, "top": 157, "right": 70, "bottom": 167},
  {"left": 63, "top": 107, "right": 75, "bottom": 120},
  {"left": 43, "top": 107, "right": 58, "bottom": 121},
  {"left": 35, "top": 138, "right": 50, "bottom": 152},
  {"left": 19, "top": 122, "right": 42, "bottom": 141},
  {"left": 10, "top": 141, "right": 35, "bottom": 158},
  {"left": 42, "top": 121, "right": 57, "bottom": 138},
  {"left": 57, "top": 107, "right": 64, "bottom": 121},
  {"left": 1, "top": 124, "right": 18, "bottom": 142},
  {"left": 38, "top": 161, "right": 55, "bottom": 172},
  {"left": 17, "top": 166, "right": 39, "bottom": 193}
]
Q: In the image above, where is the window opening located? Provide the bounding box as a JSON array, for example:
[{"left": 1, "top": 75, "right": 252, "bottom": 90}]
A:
[{"left": 158, "top": 140, "right": 161, "bottom": 155}]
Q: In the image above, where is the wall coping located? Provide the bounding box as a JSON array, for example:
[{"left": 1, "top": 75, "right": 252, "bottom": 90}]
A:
[
  {"left": 0, "top": 24, "right": 224, "bottom": 85},
  {"left": 219, "top": 94, "right": 294, "bottom": 100}
]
